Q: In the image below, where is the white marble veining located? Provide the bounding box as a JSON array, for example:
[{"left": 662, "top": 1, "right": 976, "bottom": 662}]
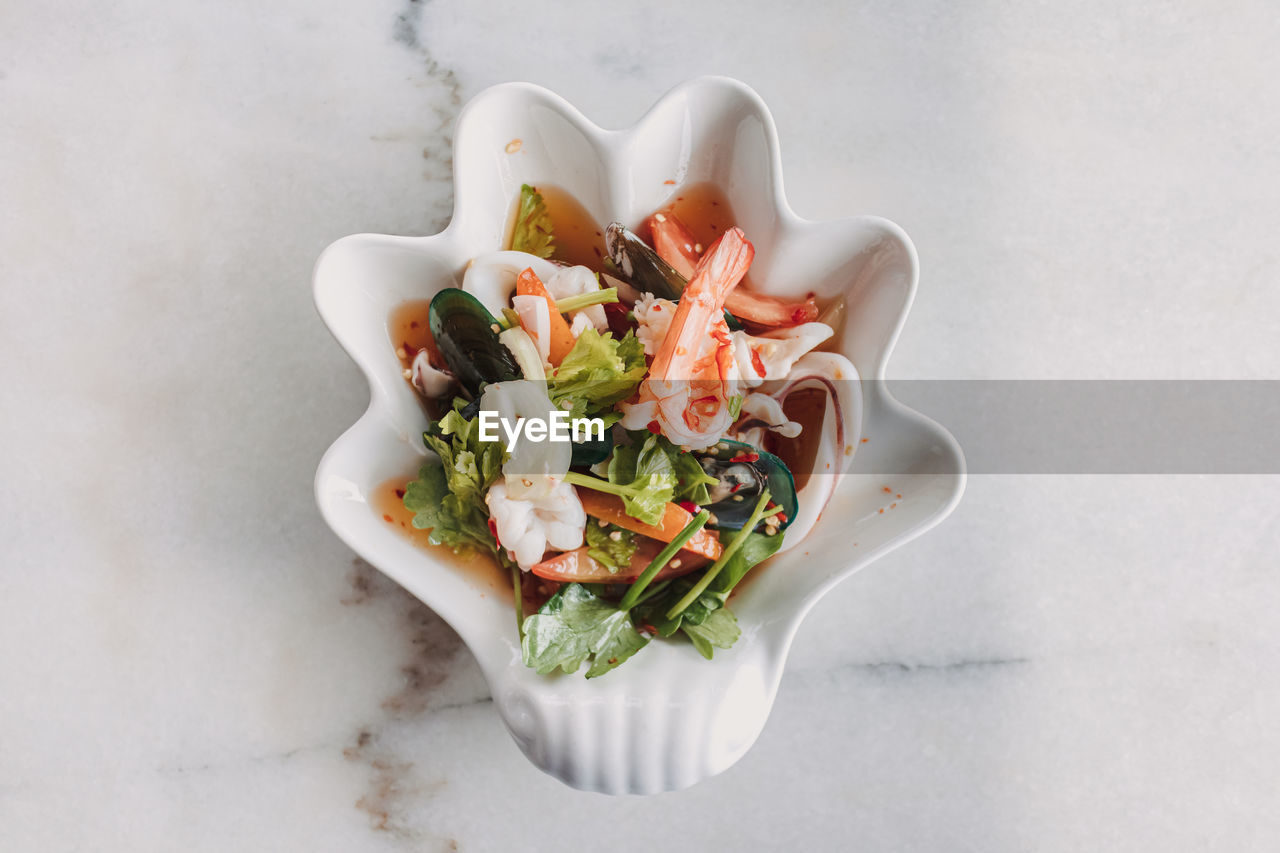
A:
[{"left": 2, "top": 0, "right": 1278, "bottom": 850}]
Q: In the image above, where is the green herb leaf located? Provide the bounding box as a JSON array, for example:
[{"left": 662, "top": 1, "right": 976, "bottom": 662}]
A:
[
  {"left": 584, "top": 521, "right": 638, "bottom": 573},
  {"left": 403, "top": 408, "right": 506, "bottom": 556},
  {"left": 604, "top": 433, "right": 679, "bottom": 525},
  {"left": 509, "top": 184, "right": 555, "bottom": 258},
  {"left": 547, "top": 328, "right": 646, "bottom": 423},
  {"left": 633, "top": 575, "right": 719, "bottom": 637},
  {"left": 705, "top": 531, "right": 785, "bottom": 599},
  {"left": 668, "top": 443, "right": 719, "bottom": 505},
  {"left": 632, "top": 577, "right": 741, "bottom": 658},
  {"left": 727, "top": 393, "right": 744, "bottom": 419},
  {"left": 521, "top": 583, "right": 649, "bottom": 677},
  {"left": 682, "top": 607, "right": 740, "bottom": 659},
  {"left": 611, "top": 433, "right": 718, "bottom": 506}
]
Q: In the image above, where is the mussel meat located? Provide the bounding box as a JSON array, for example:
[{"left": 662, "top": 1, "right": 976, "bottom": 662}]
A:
[
  {"left": 695, "top": 439, "right": 797, "bottom": 531},
  {"left": 427, "top": 288, "right": 521, "bottom": 396}
]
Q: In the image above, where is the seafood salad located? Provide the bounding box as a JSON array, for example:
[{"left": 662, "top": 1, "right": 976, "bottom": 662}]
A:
[{"left": 397, "top": 184, "right": 857, "bottom": 677}]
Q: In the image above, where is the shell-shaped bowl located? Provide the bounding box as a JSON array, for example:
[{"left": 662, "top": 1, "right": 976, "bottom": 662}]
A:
[{"left": 313, "top": 77, "right": 965, "bottom": 794}]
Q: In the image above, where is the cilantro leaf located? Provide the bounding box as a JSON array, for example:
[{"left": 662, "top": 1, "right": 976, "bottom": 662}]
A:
[
  {"left": 682, "top": 607, "right": 740, "bottom": 659},
  {"left": 547, "top": 328, "right": 646, "bottom": 424},
  {"left": 403, "top": 408, "right": 506, "bottom": 556},
  {"left": 584, "top": 521, "right": 638, "bottom": 573},
  {"left": 666, "top": 442, "right": 719, "bottom": 505},
  {"left": 604, "top": 433, "right": 679, "bottom": 525},
  {"left": 611, "top": 433, "right": 719, "bottom": 506},
  {"left": 509, "top": 184, "right": 555, "bottom": 258},
  {"left": 521, "top": 583, "right": 649, "bottom": 677}
]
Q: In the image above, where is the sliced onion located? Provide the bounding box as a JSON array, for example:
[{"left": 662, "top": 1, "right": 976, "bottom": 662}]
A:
[{"left": 498, "top": 326, "right": 545, "bottom": 381}]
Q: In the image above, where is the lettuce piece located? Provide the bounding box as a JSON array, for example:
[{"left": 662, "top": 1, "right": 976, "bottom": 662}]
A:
[
  {"left": 584, "top": 521, "right": 638, "bottom": 573},
  {"left": 403, "top": 408, "right": 506, "bottom": 555},
  {"left": 547, "top": 328, "right": 646, "bottom": 424},
  {"left": 521, "top": 583, "right": 648, "bottom": 677},
  {"left": 509, "top": 184, "right": 555, "bottom": 259}
]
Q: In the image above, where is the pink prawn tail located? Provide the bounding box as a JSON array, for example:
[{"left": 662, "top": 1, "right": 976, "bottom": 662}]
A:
[{"left": 688, "top": 227, "right": 754, "bottom": 301}]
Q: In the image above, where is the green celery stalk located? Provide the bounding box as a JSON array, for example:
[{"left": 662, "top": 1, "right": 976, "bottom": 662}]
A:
[
  {"left": 666, "top": 491, "right": 771, "bottom": 619},
  {"left": 618, "top": 510, "right": 710, "bottom": 611}
]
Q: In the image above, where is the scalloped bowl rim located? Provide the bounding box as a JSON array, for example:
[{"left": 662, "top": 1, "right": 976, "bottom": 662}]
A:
[{"left": 313, "top": 76, "right": 966, "bottom": 793}]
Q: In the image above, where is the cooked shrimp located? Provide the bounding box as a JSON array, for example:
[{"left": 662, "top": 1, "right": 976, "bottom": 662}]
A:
[
  {"left": 645, "top": 212, "right": 820, "bottom": 327},
  {"left": 620, "top": 227, "right": 754, "bottom": 449}
]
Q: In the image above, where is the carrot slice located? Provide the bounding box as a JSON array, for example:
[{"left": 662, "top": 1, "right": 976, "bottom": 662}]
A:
[
  {"left": 530, "top": 538, "right": 709, "bottom": 584},
  {"left": 515, "top": 267, "right": 576, "bottom": 365},
  {"left": 576, "top": 490, "right": 722, "bottom": 561}
]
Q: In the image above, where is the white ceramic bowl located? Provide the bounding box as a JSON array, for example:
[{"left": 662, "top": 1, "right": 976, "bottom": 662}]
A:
[{"left": 313, "top": 77, "right": 965, "bottom": 794}]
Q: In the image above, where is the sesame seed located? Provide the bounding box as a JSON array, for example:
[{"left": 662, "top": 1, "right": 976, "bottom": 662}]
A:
[
  {"left": 490, "top": 323, "right": 501, "bottom": 333},
  {"left": 609, "top": 530, "right": 622, "bottom": 542},
  {"left": 597, "top": 519, "right": 608, "bottom": 527},
  {"left": 670, "top": 559, "right": 682, "bottom": 569},
  {"left": 654, "top": 213, "right": 667, "bottom": 222},
  {"left": 694, "top": 243, "right": 703, "bottom": 253},
  {"left": 396, "top": 347, "right": 407, "bottom": 359},
  {"left": 402, "top": 369, "right": 412, "bottom": 379},
  {"left": 733, "top": 494, "right": 744, "bottom": 502}
]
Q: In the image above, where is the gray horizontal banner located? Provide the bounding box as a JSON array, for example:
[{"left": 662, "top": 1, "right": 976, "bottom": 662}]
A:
[{"left": 887, "top": 380, "right": 1280, "bottom": 474}]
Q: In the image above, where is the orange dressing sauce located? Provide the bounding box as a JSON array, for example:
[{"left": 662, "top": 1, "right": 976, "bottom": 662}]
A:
[
  {"left": 652, "top": 181, "right": 738, "bottom": 249},
  {"left": 371, "top": 475, "right": 508, "bottom": 592},
  {"left": 764, "top": 388, "right": 829, "bottom": 493},
  {"left": 388, "top": 298, "right": 433, "bottom": 372},
  {"left": 506, "top": 183, "right": 607, "bottom": 271}
]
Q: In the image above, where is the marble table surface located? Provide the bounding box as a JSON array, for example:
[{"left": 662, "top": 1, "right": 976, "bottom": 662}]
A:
[{"left": 4, "top": 1, "right": 1278, "bottom": 849}]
